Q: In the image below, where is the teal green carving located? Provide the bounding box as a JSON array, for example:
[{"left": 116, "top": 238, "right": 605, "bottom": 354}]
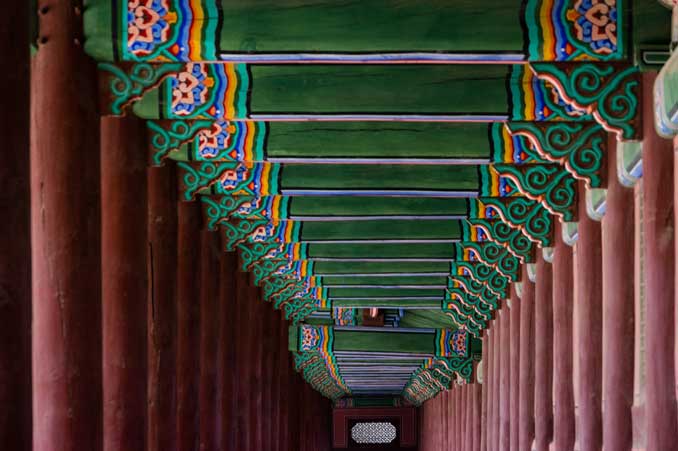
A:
[
  {"left": 472, "top": 197, "right": 553, "bottom": 247},
  {"left": 147, "top": 120, "right": 213, "bottom": 165},
  {"left": 457, "top": 241, "right": 521, "bottom": 281},
  {"left": 506, "top": 121, "right": 606, "bottom": 188},
  {"left": 465, "top": 219, "right": 535, "bottom": 264},
  {"left": 492, "top": 164, "right": 577, "bottom": 221},
  {"left": 453, "top": 261, "right": 509, "bottom": 299},
  {"left": 99, "top": 62, "right": 183, "bottom": 115},
  {"left": 530, "top": 63, "right": 641, "bottom": 141}
]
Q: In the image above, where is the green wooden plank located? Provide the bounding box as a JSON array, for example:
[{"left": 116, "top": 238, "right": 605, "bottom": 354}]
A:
[
  {"left": 334, "top": 330, "right": 435, "bottom": 353},
  {"left": 300, "top": 220, "right": 462, "bottom": 240},
  {"left": 313, "top": 261, "right": 451, "bottom": 274},
  {"left": 249, "top": 65, "right": 510, "bottom": 114},
  {"left": 308, "top": 243, "right": 456, "bottom": 258},
  {"left": 266, "top": 122, "right": 492, "bottom": 159},
  {"left": 328, "top": 288, "right": 445, "bottom": 298},
  {"left": 290, "top": 197, "right": 470, "bottom": 217}
]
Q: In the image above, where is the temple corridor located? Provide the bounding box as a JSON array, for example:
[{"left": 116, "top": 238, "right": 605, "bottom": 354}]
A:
[{"left": 2, "top": 1, "right": 678, "bottom": 450}]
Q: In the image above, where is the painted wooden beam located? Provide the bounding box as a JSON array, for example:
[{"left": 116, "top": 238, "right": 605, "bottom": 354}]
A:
[
  {"left": 31, "top": 1, "right": 102, "bottom": 448},
  {"left": 101, "top": 116, "right": 148, "bottom": 451}
]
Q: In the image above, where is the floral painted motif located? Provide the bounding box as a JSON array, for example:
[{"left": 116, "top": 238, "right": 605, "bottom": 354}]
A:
[
  {"left": 567, "top": 0, "right": 618, "bottom": 55},
  {"left": 300, "top": 326, "right": 321, "bottom": 351},
  {"left": 451, "top": 330, "right": 469, "bottom": 357},
  {"left": 218, "top": 164, "right": 249, "bottom": 191},
  {"left": 127, "top": 0, "right": 177, "bottom": 58},
  {"left": 198, "top": 120, "right": 237, "bottom": 158},
  {"left": 172, "top": 63, "right": 215, "bottom": 116}
]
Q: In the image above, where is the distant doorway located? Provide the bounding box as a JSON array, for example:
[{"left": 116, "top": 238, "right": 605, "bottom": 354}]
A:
[{"left": 348, "top": 419, "right": 400, "bottom": 448}]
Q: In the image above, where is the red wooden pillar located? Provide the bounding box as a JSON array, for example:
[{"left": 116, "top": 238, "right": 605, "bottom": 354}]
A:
[
  {"left": 249, "top": 284, "right": 264, "bottom": 450},
  {"left": 499, "top": 309, "right": 511, "bottom": 451},
  {"left": 234, "top": 270, "right": 252, "bottom": 449},
  {"left": 217, "top": 251, "right": 237, "bottom": 450},
  {"left": 147, "top": 165, "right": 178, "bottom": 451},
  {"left": 484, "top": 324, "right": 494, "bottom": 451},
  {"left": 278, "top": 313, "right": 290, "bottom": 451},
  {"left": 518, "top": 269, "right": 536, "bottom": 451},
  {"left": 101, "top": 117, "right": 148, "bottom": 451},
  {"left": 492, "top": 316, "right": 501, "bottom": 451},
  {"left": 480, "top": 334, "right": 488, "bottom": 451},
  {"left": 534, "top": 251, "right": 553, "bottom": 451},
  {"left": 552, "top": 222, "right": 575, "bottom": 451},
  {"left": 31, "top": 1, "right": 102, "bottom": 448},
  {"left": 642, "top": 73, "right": 678, "bottom": 451},
  {"left": 0, "top": 1, "right": 30, "bottom": 449},
  {"left": 575, "top": 181, "right": 603, "bottom": 451},
  {"left": 473, "top": 381, "right": 482, "bottom": 451},
  {"left": 442, "top": 390, "right": 448, "bottom": 451},
  {"left": 262, "top": 305, "right": 276, "bottom": 451},
  {"left": 198, "top": 231, "right": 220, "bottom": 451},
  {"left": 465, "top": 384, "right": 473, "bottom": 451},
  {"left": 509, "top": 287, "right": 521, "bottom": 451},
  {"left": 601, "top": 136, "right": 635, "bottom": 451},
  {"left": 456, "top": 388, "right": 462, "bottom": 451},
  {"left": 176, "top": 201, "right": 202, "bottom": 450}
]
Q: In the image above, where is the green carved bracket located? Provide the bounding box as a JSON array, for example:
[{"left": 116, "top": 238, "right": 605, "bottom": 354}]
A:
[
  {"left": 505, "top": 121, "right": 607, "bottom": 188},
  {"left": 473, "top": 197, "right": 553, "bottom": 248},
  {"left": 530, "top": 63, "right": 641, "bottom": 141},
  {"left": 147, "top": 120, "right": 214, "bottom": 166},
  {"left": 452, "top": 261, "right": 509, "bottom": 299},
  {"left": 98, "top": 62, "right": 184, "bottom": 116},
  {"left": 446, "top": 286, "right": 494, "bottom": 319},
  {"left": 456, "top": 241, "right": 521, "bottom": 281},
  {"left": 463, "top": 220, "right": 535, "bottom": 265},
  {"left": 491, "top": 164, "right": 577, "bottom": 221},
  {"left": 448, "top": 276, "right": 500, "bottom": 311}
]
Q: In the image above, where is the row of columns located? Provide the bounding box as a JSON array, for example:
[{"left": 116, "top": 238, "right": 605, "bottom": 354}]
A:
[
  {"left": 418, "top": 72, "right": 677, "bottom": 450},
  {"left": 420, "top": 382, "right": 482, "bottom": 451},
  {"left": 0, "top": 2, "right": 334, "bottom": 446}
]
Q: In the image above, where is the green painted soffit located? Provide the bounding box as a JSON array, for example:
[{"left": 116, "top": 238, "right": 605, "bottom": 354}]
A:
[
  {"left": 313, "top": 261, "right": 452, "bottom": 275},
  {"left": 399, "top": 310, "right": 461, "bottom": 330},
  {"left": 328, "top": 288, "right": 445, "bottom": 298},
  {"left": 321, "top": 275, "right": 449, "bottom": 286},
  {"left": 299, "top": 220, "right": 462, "bottom": 241},
  {"left": 332, "top": 299, "right": 441, "bottom": 308},
  {"left": 334, "top": 330, "right": 437, "bottom": 354},
  {"left": 288, "top": 197, "right": 471, "bottom": 217},
  {"left": 258, "top": 122, "right": 494, "bottom": 160},
  {"left": 84, "top": 0, "right": 527, "bottom": 61}
]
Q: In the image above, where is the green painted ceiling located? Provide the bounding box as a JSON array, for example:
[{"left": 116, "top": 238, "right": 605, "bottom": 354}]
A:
[{"left": 84, "top": 0, "right": 669, "bottom": 404}]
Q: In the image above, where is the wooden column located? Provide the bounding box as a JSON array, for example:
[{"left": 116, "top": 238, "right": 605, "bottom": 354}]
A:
[
  {"left": 147, "top": 165, "right": 178, "bottom": 451},
  {"left": 278, "top": 313, "right": 290, "bottom": 451},
  {"left": 466, "top": 385, "right": 473, "bottom": 451},
  {"left": 499, "top": 309, "right": 511, "bottom": 451},
  {"left": 642, "top": 73, "right": 678, "bottom": 451},
  {"left": 249, "top": 284, "right": 264, "bottom": 450},
  {"left": 31, "top": 1, "right": 102, "bottom": 449},
  {"left": 552, "top": 222, "right": 575, "bottom": 451},
  {"left": 443, "top": 390, "right": 449, "bottom": 451},
  {"left": 101, "top": 117, "right": 148, "bottom": 451},
  {"left": 518, "top": 269, "right": 536, "bottom": 451},
  {"left": 176, "top": 201, "right": 201, "bottom": 451},
  {"left": 262, "top": 303, "right": 275, "bottom": 451},
  {"left": 217, "top": 252, "right": 237, "bottom": 451},
  {"left": 0, "top": 1, "right": 30, "bottom": 449},
  {"left": 576, "top": 181, "right": 603, "bottom": 451},
  {"left": 602, "top": 137, "right": 635, "bottom": 450},
  {"left": 473, "top": 381, "right": 482, "bottom": 451},
  {"left": 534, "top": 251, "right": 553, "bottom": 451},
  {"left": 198, "top": 231, "right": 220, "bottom": 451},
  {"left": 486, "top": 323, "right": 495, "bottom": 451},
  {"left": 509, "top": 287, "right": 521, "bottom": 451},
  {"left": 492, "top": 316, "right": 501, "bottom": 451},
  {"left": 480, "top": 334, "right": 488, "bottom": 451},
  {"left": 234, "top": 270, "right": 252, "bottom": 449}
]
